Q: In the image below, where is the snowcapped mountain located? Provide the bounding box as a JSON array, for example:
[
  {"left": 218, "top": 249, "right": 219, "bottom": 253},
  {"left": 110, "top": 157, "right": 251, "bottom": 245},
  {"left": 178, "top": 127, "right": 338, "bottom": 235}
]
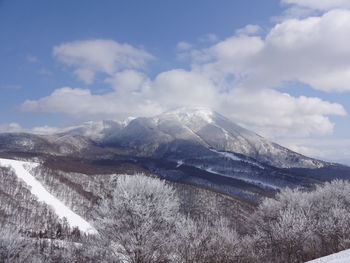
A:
[
  {"left": 0, "top": 107, "right": 348, "bottom": 201},
  {"left": 0, "top": 107, "right": 323, "bottom": 169},
  {"left": 102, "top": 107, "right": 324, "bottom": 169}
]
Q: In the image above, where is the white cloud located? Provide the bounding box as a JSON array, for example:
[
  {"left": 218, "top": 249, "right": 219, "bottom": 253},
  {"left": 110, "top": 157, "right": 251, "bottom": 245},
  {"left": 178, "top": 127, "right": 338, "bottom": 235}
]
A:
[
  {"left": 21, "top": 86, "right": 163, "bottom": 120},
  {"left": 274, "top": 5, "right": 319, "bottom": 22},
  {"left": 73, "top": 68, "right": 95, "bottom": 85},
  {"left": 176, "top": 41, "right": 193, "bottom": 51},
  {"left": 105, "top": 70, "right": 149, "bottom": 93},
  {"left": 194, "top": 9, "right": 350, "bottom": 92},
  {"left": 0, "top": 123, "right": 23, "bottom": 133},
  {"left": 22, "top": 87, "right": 118, "bottom": 116},
  {"left": 218, "top": 88, "right": 346, "bottom": 137},
  {"left": 278, "top": 138, "right": 350, "bottom": 165},
  {"left": 281, "top": 0, "right": 350, "bottom": 11},
  {"left": 53, "top": 39, "right": 153, "bottom": 84},
  {"left": 152, "top": 69, "right": 217, "bottom": 108}
]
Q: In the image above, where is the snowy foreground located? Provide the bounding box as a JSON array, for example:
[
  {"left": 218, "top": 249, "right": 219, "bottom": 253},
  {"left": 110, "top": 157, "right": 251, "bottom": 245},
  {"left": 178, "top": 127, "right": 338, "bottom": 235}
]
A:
[
  {"left": 306, "top": 249, "right": 350, "bottom": 263},
  {"left": 0, "top": 158, "right": 97, "bottom": 234}
]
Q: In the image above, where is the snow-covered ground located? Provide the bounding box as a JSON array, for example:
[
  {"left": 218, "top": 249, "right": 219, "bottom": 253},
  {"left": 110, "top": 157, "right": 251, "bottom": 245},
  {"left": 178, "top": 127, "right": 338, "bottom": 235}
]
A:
[
  {"left": 0, "top": 158, "right": 97, "bottom": 234},
  {"left": 306, "top": 249, "right": 350, "bottom": 263}
]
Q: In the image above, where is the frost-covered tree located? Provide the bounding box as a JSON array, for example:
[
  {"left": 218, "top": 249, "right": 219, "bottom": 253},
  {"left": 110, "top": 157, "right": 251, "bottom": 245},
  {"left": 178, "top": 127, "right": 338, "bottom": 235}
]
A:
[
  {"left": 95, "top": 174, "right": 180, "bottom": 263},
  {"left": 309, "top": 180, "right": 350, "bottom": 254},
  {"left": 176, "top": 217, "right": 242, "bottom": 263},
  {"left": 251, "top": 188, "right": 314, "bottom": 262},
  {"left": 250, "top": 180, "right": 350, "bottom": 262}
]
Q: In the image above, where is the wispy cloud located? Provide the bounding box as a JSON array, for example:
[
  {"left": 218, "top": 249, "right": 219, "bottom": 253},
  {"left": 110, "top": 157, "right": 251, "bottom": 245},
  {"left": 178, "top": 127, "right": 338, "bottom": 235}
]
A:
[
  {"left": 198, "top": 33, "right": 218, "bottom": 43},
  {"left": 0, "top": 84, "right": 22, "bottom": 90},
  {"left": 26, "top": 54, "right": 38, "bottom": 63}
]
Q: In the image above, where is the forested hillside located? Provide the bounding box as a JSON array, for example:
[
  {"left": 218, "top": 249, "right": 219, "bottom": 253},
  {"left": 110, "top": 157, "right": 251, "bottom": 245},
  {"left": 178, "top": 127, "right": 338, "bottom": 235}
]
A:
[{"left": 2, "top": 157, "right": 350, "bottom": 262}]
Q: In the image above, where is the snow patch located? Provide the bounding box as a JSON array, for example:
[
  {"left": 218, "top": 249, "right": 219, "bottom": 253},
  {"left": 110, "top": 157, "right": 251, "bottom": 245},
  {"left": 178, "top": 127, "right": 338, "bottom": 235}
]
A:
[
  {"left": 0, "top": 158, "right": 97, "bottom": 234},
  {"left": 306, "top": 249, "right": 350, "bottom": 263},
  {"left": 176, "top": 160, "right": 184, "bottom": 168},
  {"left": 211, "top": 149, "right": 242, "bottom": 161},
  {"left": 210, "top": 149, "right": 265, "bottom": 169}
]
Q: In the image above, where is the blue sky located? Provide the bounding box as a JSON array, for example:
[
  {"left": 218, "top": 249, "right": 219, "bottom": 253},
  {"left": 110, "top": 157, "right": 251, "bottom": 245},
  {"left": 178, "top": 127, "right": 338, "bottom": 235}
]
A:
[{"left": 1, "top": 0, "right": 350, "bottom": 164}]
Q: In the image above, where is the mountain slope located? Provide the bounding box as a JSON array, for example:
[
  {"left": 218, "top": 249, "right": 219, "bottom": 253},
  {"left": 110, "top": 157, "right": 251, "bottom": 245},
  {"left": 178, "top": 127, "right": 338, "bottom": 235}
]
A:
[{"left": 0, "top": 158, "right": 97, "bottom": 234}]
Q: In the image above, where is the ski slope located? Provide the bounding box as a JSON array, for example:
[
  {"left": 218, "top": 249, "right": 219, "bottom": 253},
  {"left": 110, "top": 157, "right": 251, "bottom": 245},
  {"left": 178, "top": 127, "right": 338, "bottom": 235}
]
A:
[
  {"left": 306, "top": 249, "right": 350, "bottom": 263},
  {"left": 0, "top": 158, "right": 97, "bottom": 234}
]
